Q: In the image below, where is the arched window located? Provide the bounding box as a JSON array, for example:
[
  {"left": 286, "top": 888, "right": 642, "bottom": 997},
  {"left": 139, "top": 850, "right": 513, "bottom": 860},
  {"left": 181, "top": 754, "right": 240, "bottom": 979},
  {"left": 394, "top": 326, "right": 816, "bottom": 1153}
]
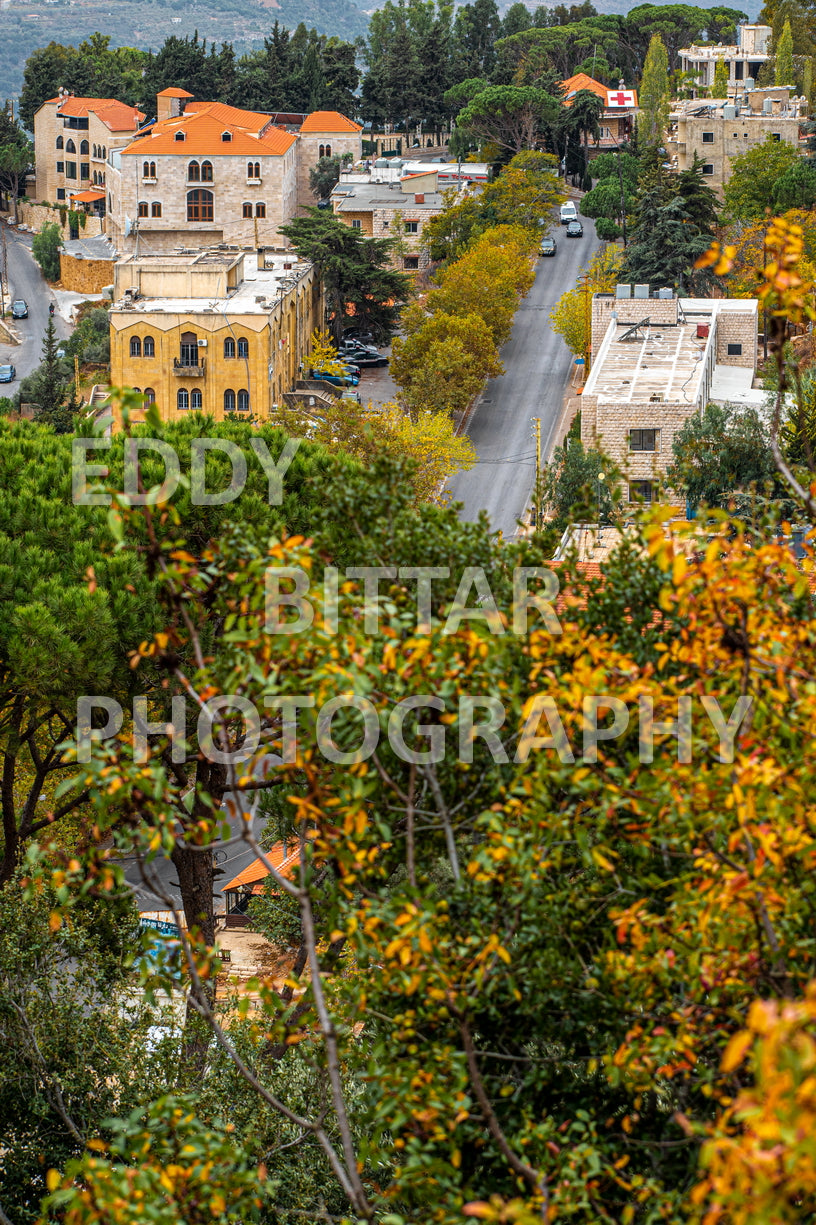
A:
[
  {"left": 221, "top": 130, "right": 232, "bottom": 142},
  {"left": 224, "top": 389, "right": 235, "bottom": 412},
  {"left": 66, "top": 139, "right": 75, "bottom": 153},
  {"left": 80, "top": 139, "right": 89, "bottom": 155},
  {"left": 174, "top": 131, "right": 185, "bottom": 142},
  {"left": 56, "top": 136, "right": 63, "bottom": 150},
  {"left": 237, "top": 338, "right": 249, "bottom": 358},
  {"left": 224, "top": 337, "right": 235, "bottom": 358},
  {"left": 142, "top": 161, "right": 150, "bottom": 177},
  {"left": 237, "top": 389, "right": 250, "bottom": 412},
  {"left": 325, "top": 144, "right": 331, "bottom": 158},
  {"left": 180, "top": 331, "right": 198, "bottom": 366},
  {"left": 93, "top": 144, "right": 97, "bottom": 158},
  {"left": 151, "top": 201, "right": 161, "bottom": 217},
  {"left": 318, "top": 144, "right": 325, "bottom": 158},
  {"left": 144, "top": 388, "right": 155, "bottom": 403},
  {"left": 187, "top": 160, "right": 200, "bottom": 181},
  {"left": 201, "top": 160, "right": 213, "bottom": 181},
  {"left": 138, "top": 201, "right": 148, "bottom": 217},
  {"left": 247, "top": 161, "right": 260, "bottom": 178},
  {"left": 191, "top": 389, "right": 203, "bottom": 409},
  {"left": 242, "top": 202, "right": 252, "bottom": 218},
  {"left": 102, "top": 146, "right": 106, "bottom": 158},
  {"left": 177, "top": 389, "right": 189, "bottom": 410},
  {"left": 187, "top": 189, "right": 213, "bottom": 222},
  {"left": 255, "top": 202, "right": 266, "bottom": 218},
  {"left": 143, "top": 336, "right": 155, "bottom": 357},
  {"left": 130, "top": 336, "right": 141, "bottom": 357},
  {"left": 132, "top": 386, "right": 140, "bottom": 394}
]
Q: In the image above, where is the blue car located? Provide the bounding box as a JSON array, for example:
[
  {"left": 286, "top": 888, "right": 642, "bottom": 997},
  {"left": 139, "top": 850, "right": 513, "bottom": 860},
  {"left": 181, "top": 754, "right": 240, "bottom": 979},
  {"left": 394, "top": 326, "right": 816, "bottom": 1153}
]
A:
[
  {"left": 0, "top": 363, "right": 15, "bottom": 382},
  {"left": 311, "top": 368, "right": 360, "bottom": 388}
]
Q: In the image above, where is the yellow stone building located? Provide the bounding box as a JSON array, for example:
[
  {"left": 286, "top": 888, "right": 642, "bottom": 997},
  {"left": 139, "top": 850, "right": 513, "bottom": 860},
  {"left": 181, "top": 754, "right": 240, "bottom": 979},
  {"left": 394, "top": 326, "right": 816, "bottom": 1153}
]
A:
[{"left": 109, "top": 248, "right": 323, "bottom": 428}]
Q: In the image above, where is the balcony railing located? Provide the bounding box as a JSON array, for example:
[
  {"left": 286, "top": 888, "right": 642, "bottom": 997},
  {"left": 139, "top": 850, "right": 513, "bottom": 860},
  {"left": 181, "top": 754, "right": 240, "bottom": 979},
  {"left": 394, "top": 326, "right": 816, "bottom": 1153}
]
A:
[{"left": 173, "top": 357, "right": 206, "bottom": 376}]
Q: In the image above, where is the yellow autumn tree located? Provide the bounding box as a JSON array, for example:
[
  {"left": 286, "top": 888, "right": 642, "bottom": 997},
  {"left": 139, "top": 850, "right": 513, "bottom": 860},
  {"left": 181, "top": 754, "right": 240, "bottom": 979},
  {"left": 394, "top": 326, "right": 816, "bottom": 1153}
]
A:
[
  {"left": 426, "top": 224, "right": 537, "bottom": 346},
  {"left": 306, "top": 328, "right": 348, "bottom": 376},
  {"left": 391, "top": 310, "right": 504, "bottom": 417},
  {"left": 550, "top": 244, "right": 624, "bottom": 360}
]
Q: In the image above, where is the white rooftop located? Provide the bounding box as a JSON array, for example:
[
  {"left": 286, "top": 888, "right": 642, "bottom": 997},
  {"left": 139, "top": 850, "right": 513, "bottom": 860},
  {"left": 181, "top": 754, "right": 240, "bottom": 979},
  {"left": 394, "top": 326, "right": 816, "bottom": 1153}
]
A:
[{"left": 111, "top": 251, "right": 311, "bottom": 314}]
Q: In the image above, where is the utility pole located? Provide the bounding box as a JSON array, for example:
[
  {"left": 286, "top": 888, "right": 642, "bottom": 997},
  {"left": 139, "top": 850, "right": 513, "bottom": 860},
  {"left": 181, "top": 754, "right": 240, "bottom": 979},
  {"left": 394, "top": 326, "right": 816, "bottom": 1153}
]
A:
[
  {"left": 0, "top": 220, "right": 7, "bottom": 320},
  {"left": 532, "top": 416, "right": 541, "bottom": 529}
]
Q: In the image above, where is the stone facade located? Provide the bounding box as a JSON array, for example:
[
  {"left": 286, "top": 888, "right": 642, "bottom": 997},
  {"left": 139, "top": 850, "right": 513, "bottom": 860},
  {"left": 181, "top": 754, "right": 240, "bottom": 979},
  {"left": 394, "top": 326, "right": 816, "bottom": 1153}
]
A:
[
  {"left": 59, "top": 250, "right": 114, "bottom": 293},
  {"left": 332, "top": 172, "right": 448, "bottom": 273},
  {"left": 16, "top": 200, "right": 104, "bottom": 241},
  {"left": 109, "top": 249, "right": 323, "bottom": 428},
  {"left": 678, "top": 24, "right": 771, "bottom": 97},
  {"left": 33, "top": 90, "right": 144, "bottom": 208},
  {"left": 296, "top": 111, "right": 364, "bottom": 211},
  {"left": 582, "top": 290, "right": 759, "bottom": 503}
]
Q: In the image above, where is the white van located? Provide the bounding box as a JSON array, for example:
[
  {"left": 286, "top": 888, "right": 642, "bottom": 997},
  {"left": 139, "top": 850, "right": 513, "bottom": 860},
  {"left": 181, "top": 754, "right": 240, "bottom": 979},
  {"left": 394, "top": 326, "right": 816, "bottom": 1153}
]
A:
[{"left": 560, "top": 202, "right": 577, "bottom": 225}]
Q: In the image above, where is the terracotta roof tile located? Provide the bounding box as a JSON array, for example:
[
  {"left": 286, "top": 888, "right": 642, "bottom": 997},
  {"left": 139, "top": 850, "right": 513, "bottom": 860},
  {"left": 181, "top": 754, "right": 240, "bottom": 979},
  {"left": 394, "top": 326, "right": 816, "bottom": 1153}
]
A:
[
  {"left": 157, "top": 87, "right": 194, "bottom": 98},
  {"left": 94, "top": 101, "right": 146, "bottom": 131},
  {"left": 123, "top": 105, "right": 297, "bottom": 157},
  {"left": 560, "top": 73, "right": 608, "bottom": 104},
  {"left": 300, "top": 110, "right": 362, "bottom": 133},
  {"left": 223, "top": 842, "right": 301, "bottom": 892}
]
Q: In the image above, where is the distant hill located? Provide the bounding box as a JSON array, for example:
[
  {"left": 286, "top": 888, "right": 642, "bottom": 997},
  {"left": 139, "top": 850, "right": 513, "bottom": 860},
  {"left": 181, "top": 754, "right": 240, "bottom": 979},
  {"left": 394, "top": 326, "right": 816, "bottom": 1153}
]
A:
[{"left": 0, "top": 0, "right": 369, "bottom": 105}]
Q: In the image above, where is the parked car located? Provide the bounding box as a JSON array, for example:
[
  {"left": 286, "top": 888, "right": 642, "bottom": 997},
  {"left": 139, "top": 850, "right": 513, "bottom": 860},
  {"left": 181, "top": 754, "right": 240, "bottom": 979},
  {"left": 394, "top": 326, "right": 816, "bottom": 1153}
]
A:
[
  {"left": 341, "top": 387, "right": 362, "bottom": 403},
  {"left": 540, "top": 237, "right": 557, "bottom": 257},
  {"left": 342, "top": 329, "right": 377, "bottom": 346},
  {"left": 339, "top": 344, "right": 389, "bottom": 367},
  {"left": 566, "top": 220, "right": 584, "bottom": 238},
  {"left": 311, "top": 368, "right": 360, "bottom": 388},
  {"left": 0, "top": 363, "right": 15, "bottom": 382},
  {"left": 11, "top": 300, "right": 27, "bottom": 318},
  {"left": 559, "top": 202, "right": 577, "bottom": 226}
]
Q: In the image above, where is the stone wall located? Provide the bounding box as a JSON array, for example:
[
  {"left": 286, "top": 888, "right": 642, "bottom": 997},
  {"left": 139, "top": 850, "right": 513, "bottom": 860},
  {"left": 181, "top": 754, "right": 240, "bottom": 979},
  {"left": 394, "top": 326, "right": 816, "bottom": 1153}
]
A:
[
  {"left": 591, "top": 295, "right": 679, "bottom": 359},
  {"left": 59, "top": 250, "right": 114, "bottom": 293},
  {"left": 16, "top": 200, "right": 103, "bottom": 241},
  {"left": 714, "top": 309, "right": 757, "bottom": 368}
]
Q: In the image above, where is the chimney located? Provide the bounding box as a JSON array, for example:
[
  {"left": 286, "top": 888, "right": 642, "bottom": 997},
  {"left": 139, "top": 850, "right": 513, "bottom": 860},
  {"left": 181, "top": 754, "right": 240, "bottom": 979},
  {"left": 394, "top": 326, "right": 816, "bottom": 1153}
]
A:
[{"left": 414, "top": 193, "right": 424, "bottom": 203}]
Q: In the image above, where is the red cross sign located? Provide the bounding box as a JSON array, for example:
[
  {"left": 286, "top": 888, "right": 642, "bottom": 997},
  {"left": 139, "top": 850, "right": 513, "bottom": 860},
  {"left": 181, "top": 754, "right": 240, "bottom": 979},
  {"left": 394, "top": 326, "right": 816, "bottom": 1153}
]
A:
[{"left": 607, "top": 90, "right": 634, "bottom": 106}]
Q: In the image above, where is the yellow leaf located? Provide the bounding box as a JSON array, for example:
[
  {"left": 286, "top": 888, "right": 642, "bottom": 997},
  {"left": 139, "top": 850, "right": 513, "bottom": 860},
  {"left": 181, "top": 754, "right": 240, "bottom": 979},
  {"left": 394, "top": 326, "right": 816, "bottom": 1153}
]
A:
[
  {"left": 46, "top": 1169, "right": 61, "bottom": 1192},
  {"left": 48, "top": 912, "right": 62, "bottom": 933},
  {"left": 721, "top": 1029, "right": 753, "bottom": 1073}
]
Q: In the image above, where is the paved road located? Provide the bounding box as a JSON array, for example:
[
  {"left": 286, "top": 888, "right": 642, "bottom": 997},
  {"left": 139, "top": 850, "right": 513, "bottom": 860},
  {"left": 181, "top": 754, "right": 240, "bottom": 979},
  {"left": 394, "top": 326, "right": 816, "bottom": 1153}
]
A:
[
  {"left": 0, "top": 223, "right": 68, "bottom": 384},
  {"left": 448, "top": 217, "right": 605, "bottom": 538}
]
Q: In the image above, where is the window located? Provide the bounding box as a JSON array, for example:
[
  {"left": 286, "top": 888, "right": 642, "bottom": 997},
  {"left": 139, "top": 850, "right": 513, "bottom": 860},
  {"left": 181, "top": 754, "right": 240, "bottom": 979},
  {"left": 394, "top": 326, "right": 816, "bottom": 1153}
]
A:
[
  {"left": 247, "top": 161, "right": 260, "bottom": 178},
  {"left": 93, "top": 144, "right": 98, "bottom": 158},
  {"left": 629, "top": 480, "right": 656, "bottom": 503},
  {"left": 191, "top": 389, "right": 203, "bottom": 409},
  {"left": 80, "top": 163, "right": 89, "bottom": 180},
  {"left": 187, "top": 160, "right": 200, "bottom": 181},
  {"left": 325, "top": 144, "right": 331, "bottom": 158},
  {"left": 138, "top": 201, "right": 148, "bottom": 217},
  {"left": 179, "top": 331, "right": 198, "bottom": 366},
  {"left": 727, "top": 342, "right": 743, "bottom": 356},
  {"left": 80, "top": 139, "right": 89, "bottom": 155},
  {"left": 56, "top": 136, "right": 63, "bottom": 150},
  {"left": 255, "top": 202, "right": 265, "bottom": 218},
  {"left": 130, "top": 337, "right": 141, "bottom": 357},
  {"left": 319, "top": 144, "right": 325, "bottom": 157},
  {"left": 143, "top": 160, "right": 156, "bottom": 178},
  {"left": 65, "top": 162, "right": 76, "bottom": 179},
  {"left": 144, "top": 388, "right": 156, "bottom": 404},
  {"left": 175, "top": 131, "right": 185, "bottom": 141},
  {"left": 102, "top": 146, "right": 106, "bottom": 159},
  {"left": 177, "top": 389, "right": 189, "bottom": 410},
  {"left": 351, "top": 218, "right": 362, "bottom": 230},
  {"left": 65, "top": 138, "right": 75, "bottom": 153},
  {"left": 143, "top": 336, "right": 155, "bottom": 357},
  {"left": 56, "top": 188, "right": 65, "bottom": 200},
  {"left": 702, "top": 131, "right": 714, "bottom": 143},
  {"left": 237, "top": 338, "right": 249, "bottom": 358},
  {"left": 702, "top": 163, "right": 714, "bottom": 175},
  {"left": 132, "top": 387, "right": 140, "bottom": 395},
  {"left": 201, "top": 160, "right": 213, "bottom": 181},
  {"left": 629, "top": 428, "right": 657, "bottom": 452},
  {"left": 771, "top": 132, "right": 781, "bottom": 141},
  {"left": 237, "top": 389, "right": 250, "bottom": 412},
  {"left": 242, "top": 202, "right": 252, "bottom": 218},
  {"left": 187, "top": 189, "right": 213, "bottom": 222},
  {"left": 403, "top": 256, "right": 419, "bottom": 270},
  {"left": 151, "top": 201, "right": 162, "bottom": 217},
  {"left": 224, "top": 388, "right": 236, "bottom": 412},
  {"left": 404, "top": 220, "right": 418, "bottom": 233},
  {"left": 221, "top": 130, "right": 232, "bottom": 142},
  {"left": 56, "top": 161, "right": 64, "bottom": 174},
  {"left": 224, "top": 338, "right": 235, "bottom": 358}
]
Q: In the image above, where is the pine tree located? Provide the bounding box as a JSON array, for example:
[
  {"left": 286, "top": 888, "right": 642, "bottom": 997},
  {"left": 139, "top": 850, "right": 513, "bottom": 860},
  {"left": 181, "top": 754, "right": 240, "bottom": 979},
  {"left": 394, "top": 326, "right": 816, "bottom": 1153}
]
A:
[
  {"left": 711, "top": 57, "right": 729, "bottom": 98},
  {"left": 26, "top": 316, "right": 75, "bottom": 434},
  {"left": 639, "top": 34, "right": 670, "bottom": 147},
  {"left": 776, "top": 19, "right": 795, "bottom": 86}
]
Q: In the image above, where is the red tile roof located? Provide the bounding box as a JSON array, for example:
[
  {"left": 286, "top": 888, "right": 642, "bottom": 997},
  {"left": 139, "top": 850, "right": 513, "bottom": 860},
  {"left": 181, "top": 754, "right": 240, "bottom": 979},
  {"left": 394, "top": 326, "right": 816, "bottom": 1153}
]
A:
[
  {"left": 300, "top": 110, "right": 362, "bottom": 134},
  {"left": 223, "top": 842, "right": 301, "bottom": 893},
  {"left": 123, "top": 104, "right": 297, "bottom": 157},
  {"left": 158, "top": 87, "right": 194, "bottom": 98},
  {"left": 560, "top": 73, "right": 607, "bottom": 104},
  {"left": 45, "top": 96, "right": 144, "bottom": 130}
]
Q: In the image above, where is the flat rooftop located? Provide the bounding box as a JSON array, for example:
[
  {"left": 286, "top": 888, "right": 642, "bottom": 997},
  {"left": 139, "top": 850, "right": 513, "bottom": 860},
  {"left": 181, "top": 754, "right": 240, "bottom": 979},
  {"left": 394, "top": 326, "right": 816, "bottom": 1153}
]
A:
[
  {"left": 332, "top": 182, "right": 446, "bottom": 210},
  {"left": 584, "top": 319, "right": 710, "bottom": 404},
  {"left": 111, "top": 252, "right": 311, "bottom": 315}
]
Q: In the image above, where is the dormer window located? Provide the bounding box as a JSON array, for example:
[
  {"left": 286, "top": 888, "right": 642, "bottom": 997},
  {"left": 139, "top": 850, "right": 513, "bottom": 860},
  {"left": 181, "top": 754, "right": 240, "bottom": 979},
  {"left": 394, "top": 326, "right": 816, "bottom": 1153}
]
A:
[
  {"left": 174, "top": 131, "right": 185, "bottom": 142},
  {"left": 221, "top": 130, "right": 232, "bottom": 142}
]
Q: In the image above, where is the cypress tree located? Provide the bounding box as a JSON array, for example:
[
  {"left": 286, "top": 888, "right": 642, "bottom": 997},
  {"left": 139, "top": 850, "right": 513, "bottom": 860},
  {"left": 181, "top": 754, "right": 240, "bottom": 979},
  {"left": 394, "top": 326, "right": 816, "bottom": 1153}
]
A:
[{"left": 639, "top": 34, "right": 670, "bottom": 147}]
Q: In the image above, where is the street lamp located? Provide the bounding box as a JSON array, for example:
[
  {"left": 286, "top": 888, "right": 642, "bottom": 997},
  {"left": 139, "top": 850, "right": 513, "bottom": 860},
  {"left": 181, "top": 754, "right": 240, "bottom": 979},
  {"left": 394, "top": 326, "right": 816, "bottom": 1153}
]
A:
[{"left": 597, "top": 470, "right": 605, "bottom": 538}]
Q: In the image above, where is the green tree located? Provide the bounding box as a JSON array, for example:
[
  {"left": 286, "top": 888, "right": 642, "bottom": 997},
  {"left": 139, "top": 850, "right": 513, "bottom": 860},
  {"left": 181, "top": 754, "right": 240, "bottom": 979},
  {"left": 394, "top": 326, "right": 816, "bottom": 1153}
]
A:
[
  {"left": 24, "top": 317, "right": 75, "bottom": 433},
  {"left": 31, "top": 222, "right": 62, "bottom": 282},
  {"left": 712, "top": 56, "right": 729, "bottom": 97},
  {"left": 455, "top": 84, "right": 559, "bottom": 154},
  {"left": 776, "top": 17, "right": 796, "bottom": 84},
  {"left": 392, "top": 308, "right": 504, "bottom": 415},
  {"left": 667, "top": 402, "right": 779, "bottom": 507},
  {"left": 308, "top": 154, "right": 346, "bottom": 201},
  {"left": 280, "top": 208, "right": 411, "bottom": 342},
  {"left": 622, "top": 183, "right": 713, "bottom": 292},
  {"left": 724, "top": 134, "right": 802, "bottom": 220},
  {"left": 540, "top": 435, "right": 619, "bottom": 528},
  {"left": 772, "top": 157, "right": 816, "bottom": 208},
  {"left": 639, "top": 33, "right": 671, "bottom": 146}
]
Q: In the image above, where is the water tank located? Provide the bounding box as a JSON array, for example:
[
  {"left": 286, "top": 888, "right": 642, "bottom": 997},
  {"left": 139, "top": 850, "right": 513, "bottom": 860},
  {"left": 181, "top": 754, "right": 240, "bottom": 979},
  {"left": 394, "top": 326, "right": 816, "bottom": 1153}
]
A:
[
  {"left": 723, "top": 104, "right": 736, "bottom": 120},
  {"left": 658, "top": 287, "right": 673, "bottom": 299},
  {"left": 745, "top": 77, "right": 754, "bottom": 89},
  {"left": 633, "top": 283, "right": 649, "bottom": 299},
  {"left": 763, "top": 98, "right": 773, "bottom": 114},
  {"left": 615, "top": 283, "right": 631, "bottom": 298}
]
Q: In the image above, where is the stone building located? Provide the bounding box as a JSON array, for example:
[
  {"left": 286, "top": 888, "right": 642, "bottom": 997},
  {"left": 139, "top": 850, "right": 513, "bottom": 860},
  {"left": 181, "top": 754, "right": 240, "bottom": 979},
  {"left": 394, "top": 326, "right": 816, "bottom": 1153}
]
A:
[
  {"left": 666, "top": 86, "right": 806, "bottom": 196},
  {"left": 33, "top": 89, "right": 145, "bottom": 207},
  {"left": 331, "top": 169, "right": 450, "bottom": 272},
  {"left": 559, "top": 72, "right": 639, "bottom": 156},
  {"left": 109, "top": 247, "right": 323, "bottom": 427},
  {"left": 581, "top": 287, "right": 759, "bottom": 505},
  {"left": 678, "top": 24, "right": 772, "bottom": 98},
  {"left": 295, "top": 110, "right": 365, "bottom": 208}
]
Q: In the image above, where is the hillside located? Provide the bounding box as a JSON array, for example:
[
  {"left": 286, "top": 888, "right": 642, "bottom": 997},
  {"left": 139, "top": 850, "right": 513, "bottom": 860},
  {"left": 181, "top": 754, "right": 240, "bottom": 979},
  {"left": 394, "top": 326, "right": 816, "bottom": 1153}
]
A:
[{"left": 0, "top": 0, "right": 369, "bottom": 105}]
